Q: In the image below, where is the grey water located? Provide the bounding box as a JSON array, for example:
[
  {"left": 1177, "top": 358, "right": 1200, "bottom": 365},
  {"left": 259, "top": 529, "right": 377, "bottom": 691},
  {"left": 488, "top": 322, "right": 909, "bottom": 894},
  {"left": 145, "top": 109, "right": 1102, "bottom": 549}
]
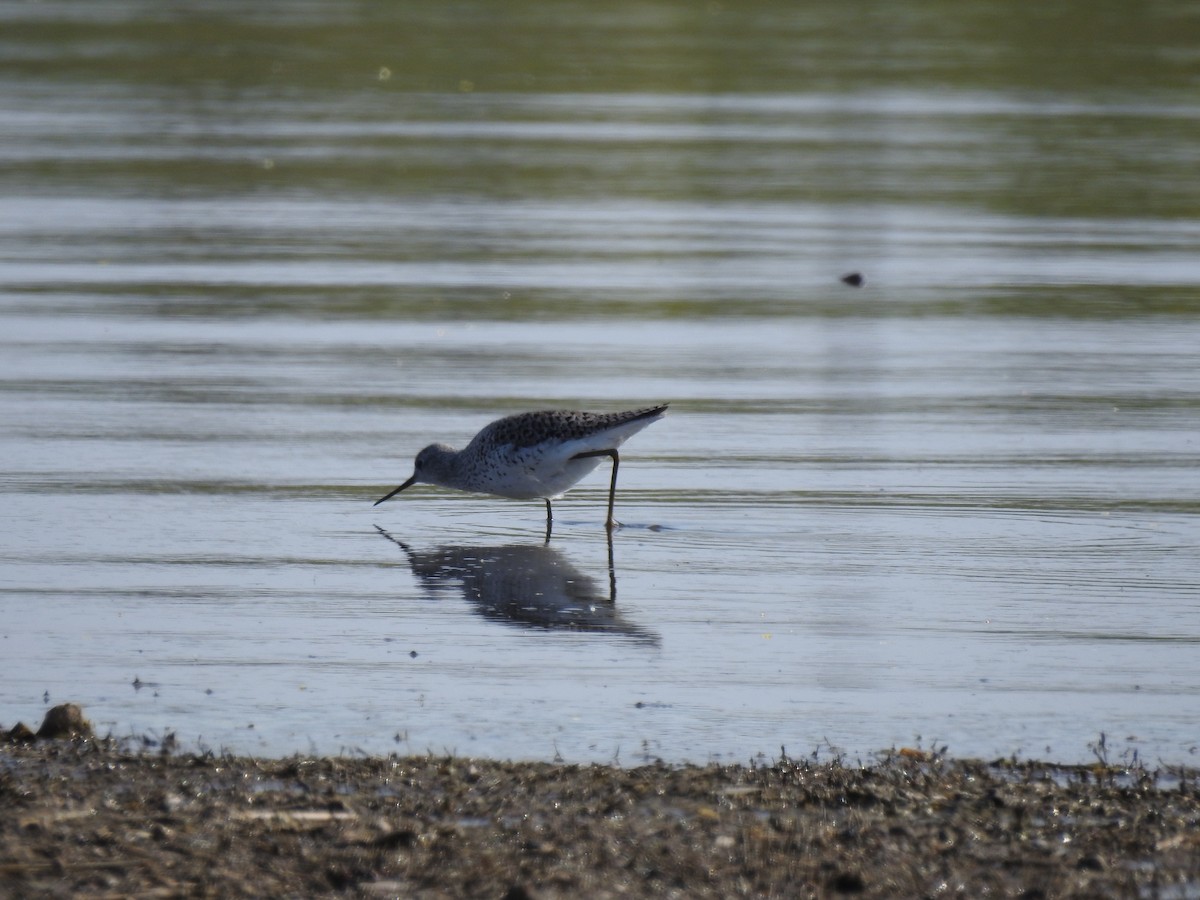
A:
[{"left": 2, "top": 2, "right": 1199, "bottom": 764}]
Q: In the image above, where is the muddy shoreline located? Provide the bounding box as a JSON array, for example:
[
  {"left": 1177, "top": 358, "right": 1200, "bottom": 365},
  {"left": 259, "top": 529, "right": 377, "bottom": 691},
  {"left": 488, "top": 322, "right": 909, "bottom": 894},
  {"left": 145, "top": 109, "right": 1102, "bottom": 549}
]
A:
[{"left": 3, "top": 730, "right": 1199, "bottom": 899}]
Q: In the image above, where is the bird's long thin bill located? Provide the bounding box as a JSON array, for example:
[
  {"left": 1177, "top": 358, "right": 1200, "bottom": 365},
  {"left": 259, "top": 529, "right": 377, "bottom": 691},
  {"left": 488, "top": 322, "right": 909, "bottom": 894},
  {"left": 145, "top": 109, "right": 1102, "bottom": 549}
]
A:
[{"left": 374, "top": 474, "right": 417, "bottom": 506}]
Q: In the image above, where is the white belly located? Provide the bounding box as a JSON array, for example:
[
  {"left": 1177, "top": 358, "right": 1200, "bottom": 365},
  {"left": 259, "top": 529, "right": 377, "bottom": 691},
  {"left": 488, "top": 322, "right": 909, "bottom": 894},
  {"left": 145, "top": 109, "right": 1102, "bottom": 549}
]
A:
[{"left": 479, "top": 446, "right": 606, "bottom": 500}]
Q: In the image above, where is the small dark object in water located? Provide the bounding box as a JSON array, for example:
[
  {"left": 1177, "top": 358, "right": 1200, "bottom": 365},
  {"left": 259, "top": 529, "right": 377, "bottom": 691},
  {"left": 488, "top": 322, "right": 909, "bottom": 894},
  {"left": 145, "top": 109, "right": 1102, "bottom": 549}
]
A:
[
  {"left": 36, "top": 703, "right": 93, "bottom": 740},
  {"left": 841, "top": 272, "right": 864, "bottom": 287}
]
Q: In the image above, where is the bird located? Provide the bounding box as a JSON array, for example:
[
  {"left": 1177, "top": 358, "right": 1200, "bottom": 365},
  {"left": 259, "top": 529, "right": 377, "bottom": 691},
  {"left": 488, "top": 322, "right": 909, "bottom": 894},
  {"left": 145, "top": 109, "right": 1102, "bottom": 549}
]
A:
[{"left": 374, "top": 404, "right": 668, "bottom": 532}]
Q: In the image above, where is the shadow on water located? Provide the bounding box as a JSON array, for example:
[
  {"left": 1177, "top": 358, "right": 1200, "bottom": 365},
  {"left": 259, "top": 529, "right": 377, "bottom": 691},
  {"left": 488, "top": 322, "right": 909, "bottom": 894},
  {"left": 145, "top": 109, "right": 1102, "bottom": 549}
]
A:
[{"left": 375, "top": 526, "right": 659, "bottom": 646}]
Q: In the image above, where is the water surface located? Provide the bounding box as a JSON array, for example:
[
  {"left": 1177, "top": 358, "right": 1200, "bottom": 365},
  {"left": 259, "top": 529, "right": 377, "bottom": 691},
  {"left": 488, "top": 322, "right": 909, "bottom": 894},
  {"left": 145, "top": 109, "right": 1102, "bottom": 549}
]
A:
[{"left": 2, "top": 1, "right": 1199, "bottom": 764}]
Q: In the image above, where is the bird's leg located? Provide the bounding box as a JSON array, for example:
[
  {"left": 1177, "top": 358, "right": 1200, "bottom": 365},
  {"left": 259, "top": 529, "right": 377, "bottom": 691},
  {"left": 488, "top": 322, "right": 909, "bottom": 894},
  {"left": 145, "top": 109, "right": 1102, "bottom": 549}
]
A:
[
  {"left": 604, "top": 450, "right": 619, "bottom": 530},
  {"left": 544, "top": 498, "right": 553, "bottom": 543},
  {"left": 605, "top": 523, "right": 616, "bottom": 601},
  {"left": 570, "top": 448, "right": 620, "bottom": 530}
]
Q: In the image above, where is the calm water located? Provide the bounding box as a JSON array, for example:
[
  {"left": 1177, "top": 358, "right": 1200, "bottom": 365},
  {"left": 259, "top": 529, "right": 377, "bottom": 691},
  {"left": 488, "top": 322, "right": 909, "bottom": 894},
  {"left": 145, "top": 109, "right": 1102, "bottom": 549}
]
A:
[{"left": 2, "top": 2, "right": 1199, "bottom": 764}]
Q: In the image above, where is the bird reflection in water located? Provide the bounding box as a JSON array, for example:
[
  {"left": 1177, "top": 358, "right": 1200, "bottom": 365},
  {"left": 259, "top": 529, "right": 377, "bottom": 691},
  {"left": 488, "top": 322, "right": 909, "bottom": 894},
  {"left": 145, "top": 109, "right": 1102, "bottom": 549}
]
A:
[{"left": 375, "top": 527, "right": 659, "bottom": 645}]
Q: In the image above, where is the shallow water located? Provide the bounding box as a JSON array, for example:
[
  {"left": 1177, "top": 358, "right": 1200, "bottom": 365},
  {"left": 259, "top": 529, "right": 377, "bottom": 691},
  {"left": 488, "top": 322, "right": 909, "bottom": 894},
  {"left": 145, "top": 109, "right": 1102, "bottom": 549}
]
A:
[{"left": 2, "top": 1, "right": 1199, "bottom": 764}]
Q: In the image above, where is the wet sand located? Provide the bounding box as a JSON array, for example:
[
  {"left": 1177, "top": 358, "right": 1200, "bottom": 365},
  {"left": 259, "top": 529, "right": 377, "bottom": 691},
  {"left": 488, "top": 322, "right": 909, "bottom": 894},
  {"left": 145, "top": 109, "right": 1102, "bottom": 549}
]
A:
[{"left": 3, "top": 732, "right": 1199, "bottom": 898}]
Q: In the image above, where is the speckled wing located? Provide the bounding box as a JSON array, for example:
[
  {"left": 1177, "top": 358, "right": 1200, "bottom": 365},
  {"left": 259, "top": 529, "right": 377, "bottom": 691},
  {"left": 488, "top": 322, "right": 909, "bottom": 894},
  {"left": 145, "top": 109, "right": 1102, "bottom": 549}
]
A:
[{"left": 473, "top": 405, "right": 669, "bottom": 453}]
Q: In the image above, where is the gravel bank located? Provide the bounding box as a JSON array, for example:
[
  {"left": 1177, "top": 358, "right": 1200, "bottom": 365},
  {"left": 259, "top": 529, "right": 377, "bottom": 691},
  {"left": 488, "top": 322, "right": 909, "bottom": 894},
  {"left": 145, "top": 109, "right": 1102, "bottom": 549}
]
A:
[{"left": 3, "top": 735, "right": 1198, "bottom": 898}]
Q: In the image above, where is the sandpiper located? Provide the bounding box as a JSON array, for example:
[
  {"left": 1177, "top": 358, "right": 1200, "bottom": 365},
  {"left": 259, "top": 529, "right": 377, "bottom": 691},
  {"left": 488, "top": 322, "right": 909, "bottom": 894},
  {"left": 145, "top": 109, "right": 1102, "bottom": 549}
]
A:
[{"left": 374, "top": 404, "right": 668, "bottom": 531}]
